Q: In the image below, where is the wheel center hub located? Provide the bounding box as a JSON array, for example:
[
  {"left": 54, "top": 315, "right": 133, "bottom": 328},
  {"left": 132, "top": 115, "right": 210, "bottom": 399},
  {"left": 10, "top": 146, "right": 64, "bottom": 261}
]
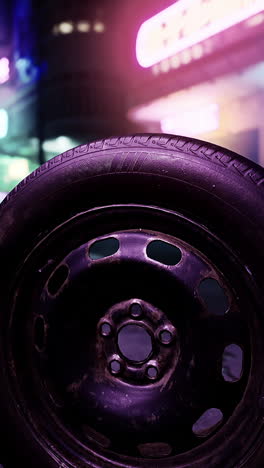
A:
[
  {"left": 118, "top": 324, "right": 152, "bottom": 362},
  {"left": 98, "top": 298, "right": 179, "bottom": 384}
]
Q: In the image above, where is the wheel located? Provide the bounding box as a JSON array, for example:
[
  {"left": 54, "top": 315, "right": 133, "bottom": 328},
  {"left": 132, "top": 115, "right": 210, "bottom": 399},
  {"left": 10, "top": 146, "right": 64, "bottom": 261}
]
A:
[{"left": 0, "top": 133, "right": 264, "bottom": 468}]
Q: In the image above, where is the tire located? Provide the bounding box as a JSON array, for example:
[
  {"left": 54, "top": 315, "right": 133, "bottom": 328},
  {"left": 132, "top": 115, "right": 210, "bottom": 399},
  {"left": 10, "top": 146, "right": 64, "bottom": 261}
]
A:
[{"left": 0, "top": 133, "right": 264, "bottom": 468}]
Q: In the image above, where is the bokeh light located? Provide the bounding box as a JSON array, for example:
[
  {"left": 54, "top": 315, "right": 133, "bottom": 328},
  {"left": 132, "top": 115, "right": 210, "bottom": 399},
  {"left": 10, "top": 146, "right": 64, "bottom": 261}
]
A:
[{"left": 58, "top": 22, "right": 74, "bottom": 34}]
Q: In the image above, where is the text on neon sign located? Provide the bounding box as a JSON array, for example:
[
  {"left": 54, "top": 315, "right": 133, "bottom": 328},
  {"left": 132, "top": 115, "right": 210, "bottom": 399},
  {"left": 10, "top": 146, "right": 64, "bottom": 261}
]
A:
[{"left": 136, "top": 0, "right": 264, "bottom": 68}]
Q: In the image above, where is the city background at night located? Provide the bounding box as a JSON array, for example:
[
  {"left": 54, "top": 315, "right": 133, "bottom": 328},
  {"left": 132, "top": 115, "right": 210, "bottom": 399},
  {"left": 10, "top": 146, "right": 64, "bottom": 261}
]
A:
[{"left": 0, "top": 0, "right": 264, "bottom": 201}]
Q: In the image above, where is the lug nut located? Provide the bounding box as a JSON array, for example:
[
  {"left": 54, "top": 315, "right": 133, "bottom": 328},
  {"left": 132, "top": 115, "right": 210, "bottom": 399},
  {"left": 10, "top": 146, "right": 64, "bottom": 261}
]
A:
[
  {"left": 109, "top": 359, "right": 122, "bottom": 375},
  {"left": 146, "top": 365, "right": 158, "bottom": 380},
  {"left": 100, "top": 322, "right": 112, "bottom": 337},
  {"left": 159, "top": 329, "right": 173, "bottom": 345},
  {"left": 130, "top": 302, "right": 143, "bottom": 319}
]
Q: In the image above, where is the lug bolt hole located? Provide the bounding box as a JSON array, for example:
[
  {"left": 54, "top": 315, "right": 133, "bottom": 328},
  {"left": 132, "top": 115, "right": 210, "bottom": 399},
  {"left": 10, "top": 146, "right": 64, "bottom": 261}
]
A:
[
  {"left": 159, "top": 330, "right": 173, "bottom": 344},
  {"left": 100, "top": 322, "right": 112, "bottom": 337},
  {"left": 110, "top": 360, "right": 121, "bottom": 375},
  {"left": 146, "top": 365, "right": 158, "bottom": 380},
  {"left": 130, "top": 303, "right": 142, "bottom": 318}
]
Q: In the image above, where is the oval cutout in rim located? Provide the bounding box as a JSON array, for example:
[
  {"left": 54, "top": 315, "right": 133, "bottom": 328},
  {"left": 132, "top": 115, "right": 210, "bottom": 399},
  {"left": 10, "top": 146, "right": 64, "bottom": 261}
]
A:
[
  {"left": 222, "top": 344, "right": 243, "bottom": 382},
  {"left": 192, "top": 408, "right": 223, "bottom": 437},
  {"left": 138, "top": 442, "right": 172, "bottom": 458},
  {"left": 89, "top": 237, "right": 119, "bottom": 260},
  {"left": 146, "top": 240, "right": 182, "bottom": 266},
  {"left": 199, "top": 278, "right": 229, "bottom": 316},
  {"left": 47, "top": 264, "right": 69, "bottom": 296}
]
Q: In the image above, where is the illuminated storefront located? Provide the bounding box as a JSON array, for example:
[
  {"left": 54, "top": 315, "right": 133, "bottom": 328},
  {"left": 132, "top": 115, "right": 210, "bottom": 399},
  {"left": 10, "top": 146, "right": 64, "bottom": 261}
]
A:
[{"left": 129, "top": 0, "right": 264, "bottom": 165}]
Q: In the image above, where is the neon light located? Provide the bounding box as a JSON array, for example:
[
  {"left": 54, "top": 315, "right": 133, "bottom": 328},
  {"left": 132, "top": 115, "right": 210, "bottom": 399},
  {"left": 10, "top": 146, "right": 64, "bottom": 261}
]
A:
[
  {"left": 93, "top": 21, "right": 105, "bottom": 33},
  {"left": 161, "top": 104, "right": 219, "bottom": 137},
  {"left": 136, "top": 0, "right": 264, "bottom": 68},
  {"left": 0, "top": 109, "right": 8, "bottom": 138},
  {"left": 0, "top": 57, "right": 10, "bottom": 84},
  {"left": 77, "top": 21, "right": 91, "bottom": 32},
  {"left": 58, "top": 22, "right": 74, "bottom": 34}
]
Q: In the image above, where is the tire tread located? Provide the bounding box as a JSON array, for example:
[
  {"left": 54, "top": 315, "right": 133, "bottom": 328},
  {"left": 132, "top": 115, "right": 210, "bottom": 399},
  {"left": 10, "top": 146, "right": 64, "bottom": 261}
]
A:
[{"left": 2, "top": 133, "right": 264, "bottom": 208}]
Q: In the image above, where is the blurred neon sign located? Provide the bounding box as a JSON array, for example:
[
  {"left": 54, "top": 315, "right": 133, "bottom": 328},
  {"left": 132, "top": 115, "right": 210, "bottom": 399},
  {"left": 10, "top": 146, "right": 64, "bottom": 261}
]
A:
[
  {"left": 136, "top": 0, "right": 264, "bottom": 68},
  {"left": 0, "top": 57, "right": 9, "bottom": 84}
]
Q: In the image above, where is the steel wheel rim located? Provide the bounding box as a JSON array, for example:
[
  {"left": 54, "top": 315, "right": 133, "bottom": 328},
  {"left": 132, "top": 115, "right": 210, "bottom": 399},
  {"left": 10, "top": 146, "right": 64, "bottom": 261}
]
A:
[{"left": 6, "top": 204, "right": 263, "bottom": 467}]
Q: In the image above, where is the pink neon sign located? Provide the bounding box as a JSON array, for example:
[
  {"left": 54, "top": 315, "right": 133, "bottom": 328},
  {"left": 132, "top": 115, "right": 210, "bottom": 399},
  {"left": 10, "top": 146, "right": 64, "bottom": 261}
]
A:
[
  {"left": 0, "top": 57, "right": 10, "bottom": 84},
  {"left": 136, "top": 0, "right": 264, "bottom": 68}
]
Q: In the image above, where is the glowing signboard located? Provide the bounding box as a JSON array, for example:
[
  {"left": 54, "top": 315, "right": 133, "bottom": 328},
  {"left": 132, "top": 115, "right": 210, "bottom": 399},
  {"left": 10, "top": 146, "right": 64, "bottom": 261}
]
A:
[
  {"left": 136, "top": 0, "right": 264, "bottom": 68},
  {"left": 0, "top": 57, "right": 9, "bottom": 84}
]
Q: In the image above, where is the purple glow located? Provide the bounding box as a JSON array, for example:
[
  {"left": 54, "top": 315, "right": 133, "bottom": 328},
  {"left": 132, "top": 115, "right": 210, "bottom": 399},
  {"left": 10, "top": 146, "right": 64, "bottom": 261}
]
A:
[
  {"left": 161, "top": 104, "right": 219, "bottom": 137},
  {"left": 0, "top": 57, "right": 10, "bottom": 84},
  {"left": 136, "top": 0, "right": 264, "bottom": 68}
]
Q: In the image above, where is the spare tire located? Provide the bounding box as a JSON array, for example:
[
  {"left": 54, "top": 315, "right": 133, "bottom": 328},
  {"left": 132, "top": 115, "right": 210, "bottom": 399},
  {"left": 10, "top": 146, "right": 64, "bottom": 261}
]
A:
[{"left": 0, "top": 134, "right": 264, "bottom": 468}]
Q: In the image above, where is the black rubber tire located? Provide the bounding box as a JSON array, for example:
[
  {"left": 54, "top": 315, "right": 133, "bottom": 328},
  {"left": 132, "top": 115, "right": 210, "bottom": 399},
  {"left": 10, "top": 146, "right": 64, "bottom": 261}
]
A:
[{"left": 0, "top": 133, "right": 264, "bottom": 468}]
